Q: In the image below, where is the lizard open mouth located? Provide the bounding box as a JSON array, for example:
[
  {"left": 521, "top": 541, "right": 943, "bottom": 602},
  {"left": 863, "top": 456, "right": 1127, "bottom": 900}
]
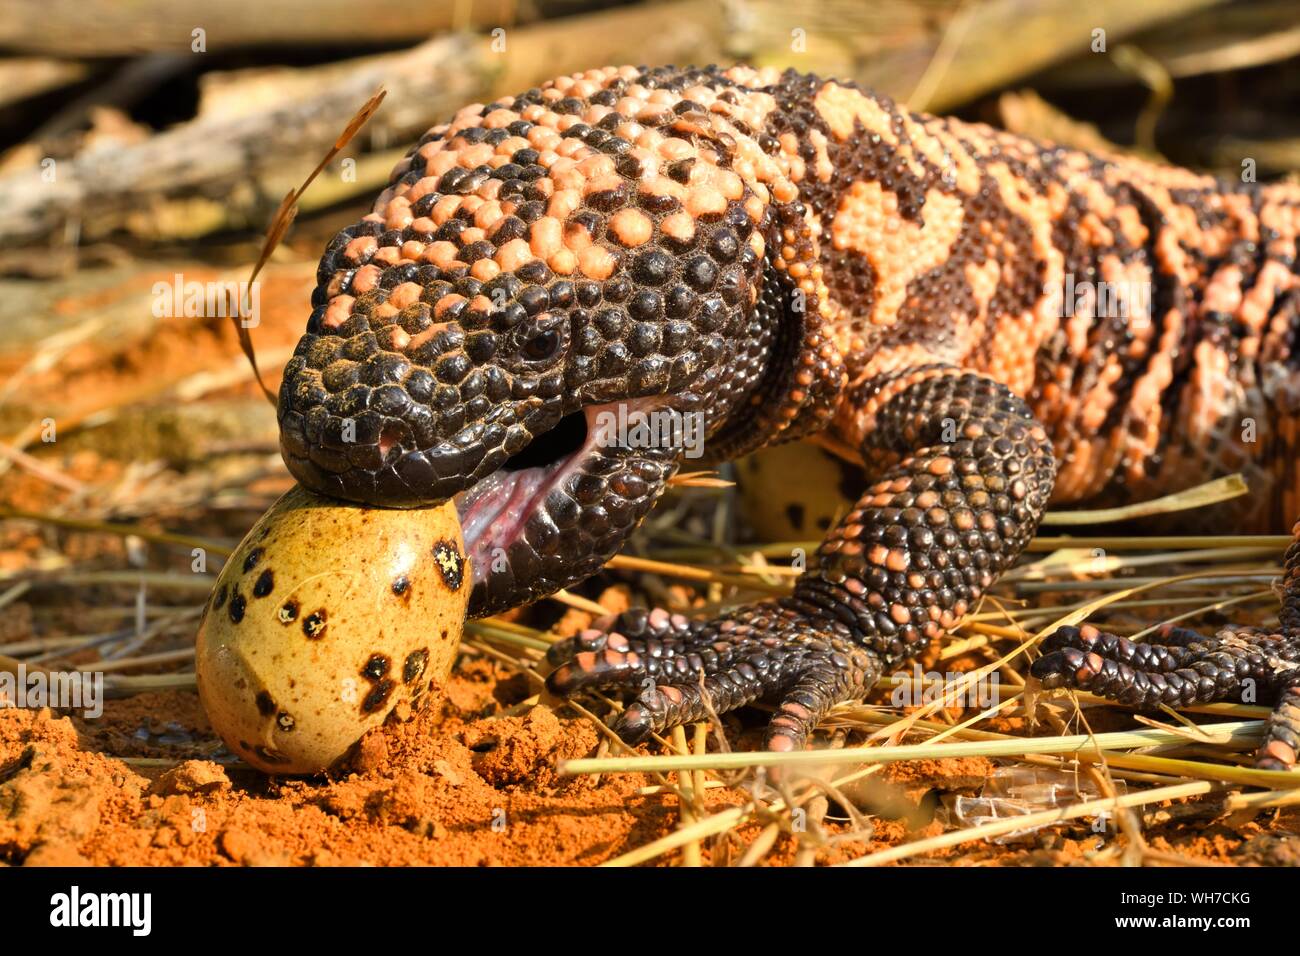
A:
[
  {"left": 454, "top": 405, "right": 594, "bottom": 591},
  {"left": 447, "top": 396, "right": 678, "bottom": 616}
]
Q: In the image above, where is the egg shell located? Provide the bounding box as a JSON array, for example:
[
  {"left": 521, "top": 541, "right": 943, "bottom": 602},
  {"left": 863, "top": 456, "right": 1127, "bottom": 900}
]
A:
[
  {"left": 195, "top": 484, "right": 470, "bottom": 774},
  {"left": 736, "top": 441, "right": 859, "bottom": 542}
]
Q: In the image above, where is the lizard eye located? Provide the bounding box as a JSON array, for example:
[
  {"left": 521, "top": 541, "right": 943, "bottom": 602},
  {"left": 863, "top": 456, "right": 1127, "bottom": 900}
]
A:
[{"left": 522, "top": 328, "right": 561, "bottom": 361}]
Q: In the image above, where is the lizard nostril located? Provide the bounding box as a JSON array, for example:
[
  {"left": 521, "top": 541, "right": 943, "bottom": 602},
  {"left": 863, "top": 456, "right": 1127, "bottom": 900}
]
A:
[
  {"left": 523, "top": 329, "right": 561, "bottom": 360},
  {"left": 378, "top": 425, "right": 403, "bottom": 458}
]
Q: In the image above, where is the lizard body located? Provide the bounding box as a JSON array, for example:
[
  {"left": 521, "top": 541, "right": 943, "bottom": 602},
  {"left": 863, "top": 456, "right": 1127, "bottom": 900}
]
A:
[{"left": 279, "top": 66, "right": 1300, "bottom": 769}]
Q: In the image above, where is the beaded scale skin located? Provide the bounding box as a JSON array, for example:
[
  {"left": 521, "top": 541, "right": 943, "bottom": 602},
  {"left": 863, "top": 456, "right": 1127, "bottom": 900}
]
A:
[{"left": 279, "top": 65, "right": 1300, "bottom": 769}]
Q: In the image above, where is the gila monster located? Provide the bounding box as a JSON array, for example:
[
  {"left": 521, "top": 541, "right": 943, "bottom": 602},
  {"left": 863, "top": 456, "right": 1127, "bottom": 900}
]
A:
[{"left": 277, "top": 65, "right": 1300, "bottom": 771}]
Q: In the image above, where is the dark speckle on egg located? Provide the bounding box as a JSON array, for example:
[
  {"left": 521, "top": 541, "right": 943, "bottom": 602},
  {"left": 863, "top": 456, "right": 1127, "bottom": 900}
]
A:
[
  {"left": 361, "top": 679, "right": 395, "bottom": 714},
  {"left": 277, "top": 712, "right": 296, "bottom": 732},
  {"left": 229, "top": 592, "right": 246, "bottom": 624},
  {"left": 253, "top": 568, "right": 275, "bottom": 598},
  {"left": 431, "top": 541, "right": 464, "bottom": 590},
  {"left": 362, "top": 654, "right": 390, "bottom": 680},
  {"left": 403, "top": 648, "right": 429, "bottom": 684},
  {"left": 391, "top": 575, "right": 411, "bottom": 598},
  {"left": 303, "top": 609, "right": 327, "bottom": 639},
  {"left": 278, "top": 600, "right": 300, "bottom": 624},
  {"left": 784, "top": 503, "right": 806, "bottom": 532},
  {"left": 243, "top": 547, "right": 265, "bottom": 573},
  {"left": 256, "top": 690, "right": 276, "bottom": 716},
  {"left": 213, "top": 584, "right": 228, "bottom": 611}
]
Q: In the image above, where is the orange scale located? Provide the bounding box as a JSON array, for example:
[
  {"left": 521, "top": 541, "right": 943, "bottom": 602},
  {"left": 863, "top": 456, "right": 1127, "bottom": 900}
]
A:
[
  {"left": 457, "top": 143, "right": 495, "bottom": 168},
  {"left": 548, "top": 190, "right": 582, "bottom": 219},
  {"left": 350, "top": 265, "right": 383, "bottom": 294},
  {"left": 557, "top": 138, "right": 589, "bottom": 159},
  {"left": 472, "top": 259, "right": 501, "bottom": 281},
  {"left": 426, "top": 152, "right": 459, "bottom": 178},
  {"left": 474, "top": 202, "right": 504, "bottom": 230},
  {"left": 344, "top": 235, "right": 378, "bottom": 262},
  {"left": 656, "top": 138, "right": 695, "bottom": 163},
  {"left": 384, "top": 207, "right": 413, "bottom": 232},
  {"left": 421, "top": 242, "right": 459, "bottom": 268},
  {"left": 432, "top": 196, "right": 464, "bottom": 225},
  {"left": 483, "top": 108, "right": 518, "bottom": 128},
  {"left": 608, "top": 208, "right": 653, "bottom": 247},
  {"left": 660, "top": 212, "right": 695, "bottom": 243},
  {"left": 576, "top": 154, "right": 615, "bottom": 177},
  {"left": 406, "top": 176, "right": 440, "bottom": 202},
  {"left": 433, "top": 294, "right": 466, "bottom": 319},
  {"left": 388, "top": 283, "right": 424, "bottom": 310},
  {"left": 496, "top": 135, "right": 530, "bottom": 156},
  {"left": 578, "top": 245, "right": 616, "bottom": 280},
  {"left": 548, "top": 249, "right": 578, "bottom": 275},
  {"left": 685, "top": 186, "right": 727, "bottom": 217},
  {"left": 323, "top": 296, "right": 355, "bottom": 329},
  {"left": 495, "top": 238, "right": 535, "bottom": 272},
  {"left": 528, "top": 126, "right": 561, "bottom": 150},
  {"left": 529, "top": 218, "right": 563, "bottom": 259},
  {"left": 563, "top": 221, "right": 594, "bottom": 251},
  {"left": 583, "top": 174, "right": 624, "bottom": 197}
]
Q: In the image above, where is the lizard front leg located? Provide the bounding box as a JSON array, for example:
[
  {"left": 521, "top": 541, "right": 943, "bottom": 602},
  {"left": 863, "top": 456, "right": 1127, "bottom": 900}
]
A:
[
  {"left": 546, "top": 366, "right": 1057, "bottom": 750},
  {"left": 1032, "top": 525, "right": 1300, "bottom": 770}
]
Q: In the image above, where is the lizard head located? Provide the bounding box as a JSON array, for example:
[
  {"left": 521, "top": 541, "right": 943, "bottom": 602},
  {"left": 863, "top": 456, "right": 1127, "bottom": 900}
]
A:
[{"left": 279, "top": 66, "right": 843, "bottom": 616}]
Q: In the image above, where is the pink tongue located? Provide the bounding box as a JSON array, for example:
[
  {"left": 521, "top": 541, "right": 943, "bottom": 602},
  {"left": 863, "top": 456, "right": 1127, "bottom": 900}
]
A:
[{"left": 457, "top": 468, "right": 548, "bottom": 577}]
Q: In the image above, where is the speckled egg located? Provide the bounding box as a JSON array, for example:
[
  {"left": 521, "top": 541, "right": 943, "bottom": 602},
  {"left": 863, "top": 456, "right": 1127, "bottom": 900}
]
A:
[
  {"left": 195, "top": 484, "right": 470, "bottom": 774},
  {"left": 736, "top": 441, "right": 860, "bottom": 542}
]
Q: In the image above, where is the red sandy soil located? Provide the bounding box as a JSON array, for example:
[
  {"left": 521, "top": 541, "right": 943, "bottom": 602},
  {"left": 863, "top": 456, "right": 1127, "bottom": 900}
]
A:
[{"left": 4, "top": 648, "right": 1298, "bottom": 866}]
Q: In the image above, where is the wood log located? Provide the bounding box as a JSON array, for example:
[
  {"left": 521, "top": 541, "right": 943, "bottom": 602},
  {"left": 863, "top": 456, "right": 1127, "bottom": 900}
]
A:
[
  {"left": 726, "top": 0, "right": 1228, "bottom": 111},
  {"left": 0, "top": 0, "right": 723, "bottom": 250},
  {"left": 0, "top": 0, "right": 606, "bottom": 55}
]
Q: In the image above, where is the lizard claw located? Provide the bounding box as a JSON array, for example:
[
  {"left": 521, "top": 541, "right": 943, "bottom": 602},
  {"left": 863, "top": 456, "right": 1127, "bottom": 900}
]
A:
[
  {"left": 545, "top": 601, "right": 883, "bottom": 753},
  {"left": 1032, "top": 621, "right": 1300, "bottom": 770}
]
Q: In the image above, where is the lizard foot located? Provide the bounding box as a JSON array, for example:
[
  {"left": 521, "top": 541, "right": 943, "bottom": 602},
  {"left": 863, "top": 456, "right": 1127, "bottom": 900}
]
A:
[
  {"left": 545, "top": 601, "right": 882, "bottom": 751},
  {"left": 1031, "top": 623, "right": 1300, "bottom": 769}
]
